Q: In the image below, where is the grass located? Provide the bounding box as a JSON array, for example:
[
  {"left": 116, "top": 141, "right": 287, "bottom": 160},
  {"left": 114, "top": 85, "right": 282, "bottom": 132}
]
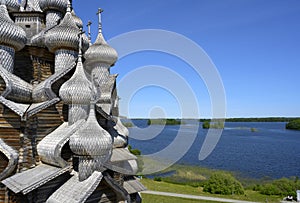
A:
[
  {"left": 142, "top": 194, "right": 221, "bottom": 203},
  {"left": 153, "top": 164, "right": 225, "bottom": 186},
  {"left": 141, "top": 164, "right": 282, "bottom": 203},
  {"left": 141, "top": 178, "right": 281, "bottom": 202}
]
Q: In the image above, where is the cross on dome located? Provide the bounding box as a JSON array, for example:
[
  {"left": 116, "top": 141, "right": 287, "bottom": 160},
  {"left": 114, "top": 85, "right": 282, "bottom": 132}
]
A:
[{"left": 96, "top": 8, "right": 104, "bottom": 33}]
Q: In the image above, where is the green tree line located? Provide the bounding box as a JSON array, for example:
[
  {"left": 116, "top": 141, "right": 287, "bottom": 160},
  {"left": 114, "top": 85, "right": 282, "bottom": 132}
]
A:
[{"left": 200, "top": 117, "right": 300, "bottom": 122}]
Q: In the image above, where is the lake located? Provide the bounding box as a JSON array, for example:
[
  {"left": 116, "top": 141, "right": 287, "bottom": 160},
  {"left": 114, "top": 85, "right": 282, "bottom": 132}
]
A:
[{"left": 128, "top": 120, "right": 300, "bottom": 179}]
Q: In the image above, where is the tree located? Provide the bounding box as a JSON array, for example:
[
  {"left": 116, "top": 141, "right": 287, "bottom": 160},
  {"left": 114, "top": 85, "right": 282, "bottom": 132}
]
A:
[
  {"left": 286, "top": 119, "right": 300, "bottom": 130},
  {"left": 202, "top": 121, "right": 210, "bottom": 129},
  {"left": 203, "top": 172, "right": 244, "bottom": 195}
]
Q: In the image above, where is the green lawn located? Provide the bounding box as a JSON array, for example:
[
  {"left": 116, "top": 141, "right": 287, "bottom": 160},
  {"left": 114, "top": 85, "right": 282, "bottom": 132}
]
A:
[
  {"left": 141, "top": 178, "right": 281, "bottom": 203},
  {"left": 142, "top": 194, "right": 221, "bottom": 203}
]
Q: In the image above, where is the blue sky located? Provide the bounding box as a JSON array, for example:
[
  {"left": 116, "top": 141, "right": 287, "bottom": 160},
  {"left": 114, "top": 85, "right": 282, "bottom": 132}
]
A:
[{"left": 73, "top": 0, "right": 300, "bottom": 118}]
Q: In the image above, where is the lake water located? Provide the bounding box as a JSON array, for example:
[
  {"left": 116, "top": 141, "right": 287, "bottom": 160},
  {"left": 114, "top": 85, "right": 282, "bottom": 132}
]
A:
[{"left": 128, "top": 121, "right": 300, "bottom": 179}]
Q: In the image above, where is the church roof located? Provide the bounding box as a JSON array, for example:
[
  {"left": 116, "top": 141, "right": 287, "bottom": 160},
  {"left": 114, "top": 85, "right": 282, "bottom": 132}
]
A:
[
  {"left": 123, "top": 177, "right": 147, "bottom": 194},
  {"left": 47, "top": 171, "right": 103, "bottom": 203},
  {"left": 2, "top": 164, "right": 71, "bottom": 195},
  {"left": 37, "top": 120, "right": 86, "bottom": 167},
  {"left": 0, "top": 138, "right": 18, "bottom": 180},
  {"left": 105, "top": 159, "right": 138, "bottom": 175},
  {"left": 110, "top": 148, "right": 137, "bottom": 162}
]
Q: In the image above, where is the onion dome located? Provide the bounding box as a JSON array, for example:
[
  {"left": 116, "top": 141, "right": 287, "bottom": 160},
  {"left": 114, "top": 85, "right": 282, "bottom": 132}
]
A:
[
  {"left": 59, "top": 50, "right": 91, "bottom": 104},
  {"left": 4, "top": 0, "right": 19, "bottom": 12},
  {"left": 59, "top": 31, "right": 91, "bottom": 104},
  {"left": 39, "top": 0, "right": 68, "bottom": 13},
  {"left": 69, "top": 103, "right": 113, "bottom": 157},
  {"left": 0, "top": 3, "right": 26, "bottom": 51},
  {"left": 71, "top": 9, "right": 83, "bottom": 28},
  {"left": 84, "top": 9, "right": 118, "bottom": 69},
  {"left": 44, "top": 4, "right": 89, "bottom": 53}
]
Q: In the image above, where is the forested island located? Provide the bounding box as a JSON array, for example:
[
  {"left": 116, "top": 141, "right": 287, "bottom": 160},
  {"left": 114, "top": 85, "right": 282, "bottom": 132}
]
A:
[
  {"left": 202, "top": 121, "right": 224, "bottom": 129},
  {"left": 147, "top": 119, "right": 182, "bottom": 125},
  {"left": 286, "top": 119, "right": 300, "bottom": 130}
]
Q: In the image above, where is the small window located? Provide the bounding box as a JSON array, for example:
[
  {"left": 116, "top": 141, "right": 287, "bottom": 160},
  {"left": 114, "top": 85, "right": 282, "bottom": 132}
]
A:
[{"left": 25, "top": 25, "right": 30, "bottom": 28}]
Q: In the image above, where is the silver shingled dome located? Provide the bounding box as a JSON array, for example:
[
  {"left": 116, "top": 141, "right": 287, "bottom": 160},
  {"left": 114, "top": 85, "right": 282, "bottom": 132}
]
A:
[
  {"left": 69, "top": 103, "right": 112, "bottom": 157},
  {"left": 84, "top": 32, "right": 118, "bottom": 67},
  {"left": 59, "top": 55, "right": 92, "bottom": 104},
  {"left": 0, "top": 3, "right": 26, "bottom": 51},
  {"left": 39, "top": 0, "right": 68, "bottom": 13},
  {"left": 84, "top": 9, "right": 118, "bottom": 70},
  {"left": 71, "top": 9, "right": 83, "bottom": 28},
  {"left": 45, "top": 5, "right": 89, "bottom": 53}
]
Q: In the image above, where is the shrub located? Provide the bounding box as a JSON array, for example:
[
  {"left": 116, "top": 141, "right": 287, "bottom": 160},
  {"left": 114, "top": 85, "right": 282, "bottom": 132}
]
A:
[
  {"left": 154, "top": 177, "right": 162, "bottom": 182},
  {"left": 259, "top": 177, "right": 300, "bottom": 197},
  {"left": 203, "top": 172, "right": 244, "bottom": 195}
]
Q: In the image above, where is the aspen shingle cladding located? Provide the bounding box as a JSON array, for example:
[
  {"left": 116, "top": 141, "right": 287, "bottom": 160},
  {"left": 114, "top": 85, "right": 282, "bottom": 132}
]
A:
[
  {"left": 0, "top": 1, "right": 145, "bottom": 202},
  {"left": 2, "top": 164, "right": 71, "bottom": 195},
  {"left": 123, "top": 177, "right": 146, "bottom": 195},
  {"left": 2, "top": 165, "right": 72, "bottom": 203},
  {"left": 47, "top": 171, "right": 103, "bottom": 203}
]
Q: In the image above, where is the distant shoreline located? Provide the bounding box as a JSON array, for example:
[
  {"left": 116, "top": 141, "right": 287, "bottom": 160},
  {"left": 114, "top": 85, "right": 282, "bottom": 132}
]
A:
[
  {"left": 200, "top": 117, "right": 300, "bottom": 122},
  {"left": 124, "top": 117, "right": 300, "bottom": 123}
]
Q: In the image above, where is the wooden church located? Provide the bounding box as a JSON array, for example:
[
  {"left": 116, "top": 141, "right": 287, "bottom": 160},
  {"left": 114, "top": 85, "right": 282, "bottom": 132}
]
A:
[{"left": 0, "top": 0, "right": 145, "bottom": 202}]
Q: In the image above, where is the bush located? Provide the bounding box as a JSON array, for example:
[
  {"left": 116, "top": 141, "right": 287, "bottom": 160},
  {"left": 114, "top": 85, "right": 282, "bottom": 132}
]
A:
[
  {"left": 128, "top": 145, "right": 141, "bottom": 155},
  {"left": 154, "top": 177, "right": 162, "bottom": 182},
  {"left": 286, "top": 119, "right": 300, "bottom": 130},
  {"left": 259, "top": 177, "right": 300, "bottom": 197},
  {"left": 203, "top": 172, "right": 244, "bottom": 195}
]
